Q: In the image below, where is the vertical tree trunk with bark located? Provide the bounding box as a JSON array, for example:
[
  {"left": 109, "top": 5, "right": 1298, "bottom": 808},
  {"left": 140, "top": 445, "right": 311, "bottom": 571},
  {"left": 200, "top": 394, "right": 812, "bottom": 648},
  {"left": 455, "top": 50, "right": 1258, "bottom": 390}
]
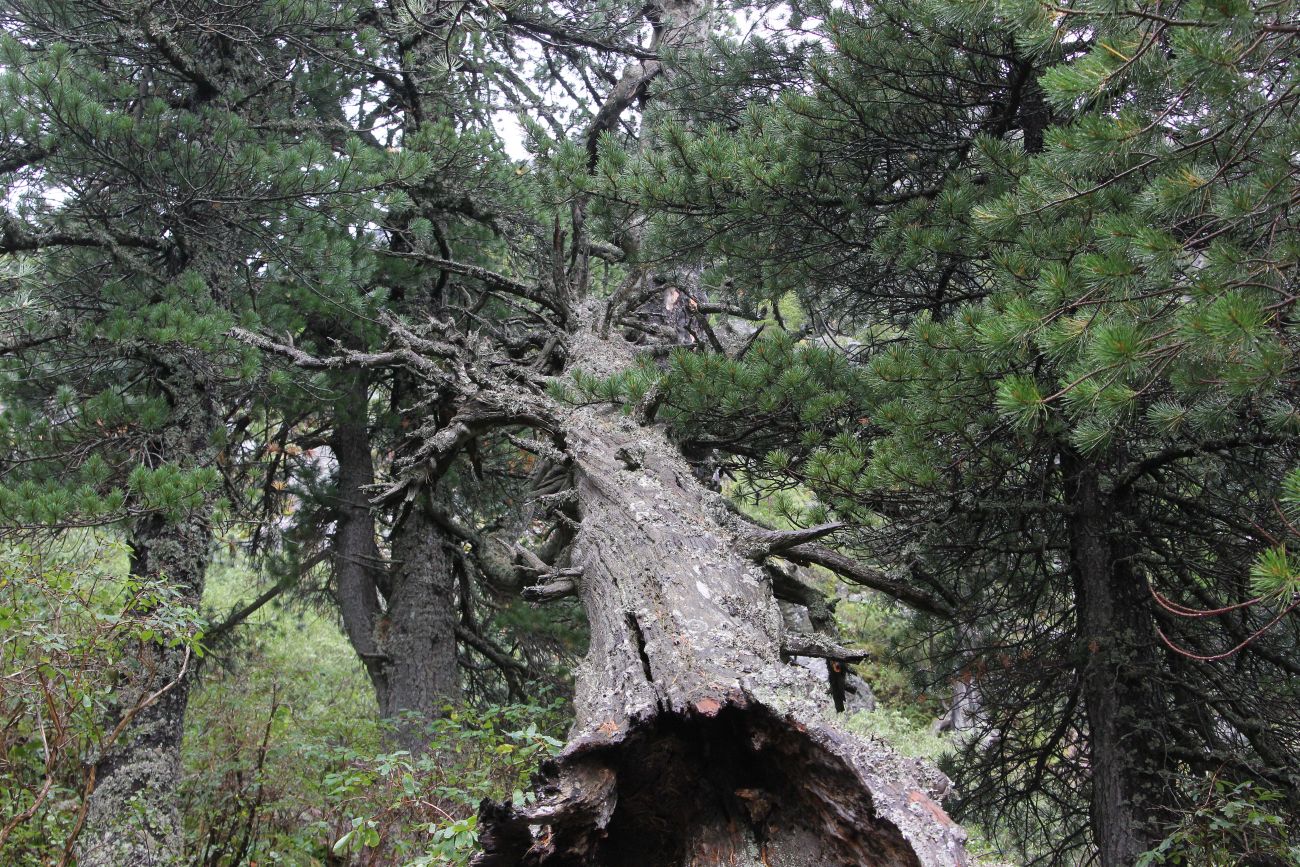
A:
[
  {"left": 1064, "top": 454, "right": 1164, "bottom": 867},
  {"left": 76, "top": 378, "right": 218, "bottom": 867},
  {"left": 382, "top": 504, "right": 461, "bottom": 748},
  {"left": 330, "top": 369, "right": 392, "bottom": 705},
  {"left": 330, "top": 369, "right": 460, "bottom": 743}
]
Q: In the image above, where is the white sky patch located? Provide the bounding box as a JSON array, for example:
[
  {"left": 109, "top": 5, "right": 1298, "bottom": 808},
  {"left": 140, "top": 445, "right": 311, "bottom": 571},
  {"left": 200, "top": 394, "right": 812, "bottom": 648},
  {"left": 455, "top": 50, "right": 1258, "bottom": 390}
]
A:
[{"left": 494, "top": 111, "right": 532, "bottom": 162}]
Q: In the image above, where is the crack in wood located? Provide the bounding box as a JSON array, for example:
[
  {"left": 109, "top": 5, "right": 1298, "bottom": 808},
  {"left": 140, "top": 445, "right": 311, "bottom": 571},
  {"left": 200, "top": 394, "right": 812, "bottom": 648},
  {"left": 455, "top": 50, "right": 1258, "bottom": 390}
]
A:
[{"left": 627, "top": 611, "right": 656, "bottom": 686}]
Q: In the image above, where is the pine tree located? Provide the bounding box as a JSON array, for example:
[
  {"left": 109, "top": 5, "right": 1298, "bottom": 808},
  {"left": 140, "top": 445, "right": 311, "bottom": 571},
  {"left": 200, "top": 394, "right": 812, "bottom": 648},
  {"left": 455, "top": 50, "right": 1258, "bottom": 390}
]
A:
[
  {"left": 616, "top": 0, "right": 1300, "bottom": 861},
  {"left": 0, "top": 1, "right": 391, "bottom": 860}
]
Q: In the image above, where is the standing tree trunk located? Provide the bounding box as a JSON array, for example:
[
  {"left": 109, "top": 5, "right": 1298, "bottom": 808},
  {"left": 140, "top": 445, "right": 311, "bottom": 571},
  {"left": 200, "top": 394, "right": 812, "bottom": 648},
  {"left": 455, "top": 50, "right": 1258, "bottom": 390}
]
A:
[
  {"left": 382, "top": 503, "right": 461, "bottom": 748},
  {"left": 1063, "top": 454, "right": 1164, "bottom": 867},
  {"left": 330, "top": 368, "right": 460, "bottom": 744},
  {"left": 330, "top": 369, "right": 392, "bottom": 706},
  {"left": 76, "top": 375, "right": 218, "bottom": 867}
]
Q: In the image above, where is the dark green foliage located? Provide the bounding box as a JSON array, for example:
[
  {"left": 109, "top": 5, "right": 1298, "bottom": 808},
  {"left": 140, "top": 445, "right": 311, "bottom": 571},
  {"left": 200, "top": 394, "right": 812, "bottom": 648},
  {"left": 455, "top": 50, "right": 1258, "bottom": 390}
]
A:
[
  {"left": 619, "top": 0, "right": 1300, "bottom": 861},
  {"left": 1137, "top": 777, "right": 1300, "bottom": 866},
  {"left": 5, "top": 0, "right": 1299, "bottom": 862},
  {"left": 0, "top": 0, "right": 394, "bottom": 531}
]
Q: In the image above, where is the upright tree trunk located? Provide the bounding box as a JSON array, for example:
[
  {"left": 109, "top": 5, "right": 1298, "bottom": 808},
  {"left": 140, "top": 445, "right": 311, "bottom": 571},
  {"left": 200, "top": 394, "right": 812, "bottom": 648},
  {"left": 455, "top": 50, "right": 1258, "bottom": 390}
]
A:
[
  {"left": 381, "top": 504, "right": 460, "bottom": 748},
  {"left": 330, "top": 368, "right": 460, "bottom": 742},
  {"left": 330, "top": 369, "right": 391, "bottom": 704},
  {"left": 1063, "top": 454, "right": 1163, "bottom": 867},
  {"left": 474, "top": 384, "right": 969, "bottom": 866},
  {"left": 76, "top": 380, "right": 218, "bottom": 867}
]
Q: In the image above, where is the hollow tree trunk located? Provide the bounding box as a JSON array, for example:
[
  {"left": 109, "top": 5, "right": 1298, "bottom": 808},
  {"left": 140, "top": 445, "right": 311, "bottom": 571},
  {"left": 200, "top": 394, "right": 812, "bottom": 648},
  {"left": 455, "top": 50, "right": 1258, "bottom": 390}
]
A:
[
  {"left": 1063, "top": 455, "right": 1164, "bottom": 867},
  {"left": 76, "top": 382, "right": 218, "bottom": 867},
  {"left": 242, "top": 273, "right": 971, "bottom": 864},
  {"left": 475, "top": 404, "right": 970, "bottom": 866}
]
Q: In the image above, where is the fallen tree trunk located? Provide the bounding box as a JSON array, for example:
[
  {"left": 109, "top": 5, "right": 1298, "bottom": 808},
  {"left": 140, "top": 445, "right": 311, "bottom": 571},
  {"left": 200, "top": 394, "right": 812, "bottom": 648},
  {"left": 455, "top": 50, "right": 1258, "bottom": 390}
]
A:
[
  {"left": 238, "top": 304, "right": 972, "bottom": 867},
  {"left": 473, "top": 399, "right": 969, "bottom": 866}
]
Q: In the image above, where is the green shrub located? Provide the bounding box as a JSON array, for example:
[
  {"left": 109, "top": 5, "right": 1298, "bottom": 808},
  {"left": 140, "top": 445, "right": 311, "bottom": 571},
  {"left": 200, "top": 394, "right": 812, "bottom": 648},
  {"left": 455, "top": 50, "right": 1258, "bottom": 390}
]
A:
[
  {"left": 1138, "top": 777, "right": 1300, "bottom": 866},
  {"left": 0, "top": 539, "right": 204, "bottom": 864},
  {"left": 181, "top": 558, "right": 569, "bottom": 866}
]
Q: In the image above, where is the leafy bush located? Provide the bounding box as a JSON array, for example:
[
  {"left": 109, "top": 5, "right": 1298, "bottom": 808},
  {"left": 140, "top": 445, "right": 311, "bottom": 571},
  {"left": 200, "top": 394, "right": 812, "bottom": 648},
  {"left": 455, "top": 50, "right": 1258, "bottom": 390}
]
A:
[
  {"left": 180, "top": 558, "right": 569, "bottom": 866},
  {"left": 1138, "top": 777, "right": 1300, "bottom": 866},
  {"left": 324, "top": 706, "right": 567, "bottom": 867},
  {"left": 0, "top": 540, "right": 205, "bottom": 863},
  {"left": 183, "top": 691, "right": 566, "bottom": 866}
]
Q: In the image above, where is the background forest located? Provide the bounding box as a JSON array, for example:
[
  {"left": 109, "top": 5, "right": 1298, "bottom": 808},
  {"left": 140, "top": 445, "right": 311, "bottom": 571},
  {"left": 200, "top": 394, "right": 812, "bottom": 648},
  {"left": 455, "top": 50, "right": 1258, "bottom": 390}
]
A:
[{"left": 2, "top": 0, "right": 1299, "bottom": 865}]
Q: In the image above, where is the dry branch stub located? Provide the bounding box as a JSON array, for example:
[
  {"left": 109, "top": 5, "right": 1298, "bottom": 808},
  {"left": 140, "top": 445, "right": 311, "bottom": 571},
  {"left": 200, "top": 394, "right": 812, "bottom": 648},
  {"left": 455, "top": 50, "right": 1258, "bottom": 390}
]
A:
[{"left": 473, "top": 407, "right": 969, "bottom": 866}]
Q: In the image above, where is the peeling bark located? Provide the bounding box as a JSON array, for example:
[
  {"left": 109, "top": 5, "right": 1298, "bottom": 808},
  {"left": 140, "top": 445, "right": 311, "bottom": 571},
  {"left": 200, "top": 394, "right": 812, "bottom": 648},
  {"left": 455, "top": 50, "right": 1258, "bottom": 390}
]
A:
[{"left": 474, "top": 403, "right": 969, "bottom": 867}]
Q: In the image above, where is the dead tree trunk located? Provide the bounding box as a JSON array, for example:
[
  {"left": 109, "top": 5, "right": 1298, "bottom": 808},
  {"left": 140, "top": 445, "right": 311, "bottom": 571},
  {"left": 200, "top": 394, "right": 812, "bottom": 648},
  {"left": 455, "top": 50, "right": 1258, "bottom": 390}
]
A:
[
  {"left": 240, "top": 289, "right": 973, "bottom": 867},
  {"left": 474, "top": 401, "right": 969, "bottom": 866}
]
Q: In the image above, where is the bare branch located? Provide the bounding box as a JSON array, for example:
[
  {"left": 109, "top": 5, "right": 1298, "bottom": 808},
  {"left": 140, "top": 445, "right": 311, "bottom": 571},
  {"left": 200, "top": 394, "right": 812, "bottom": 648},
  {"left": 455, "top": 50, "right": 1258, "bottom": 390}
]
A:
[
  {"left": 781, "top": 632, "right": 869, "bottom": 663},
  {"left": 782, "top": 543, "right": 956, "bottom": 619},
  {"left": 521, "top": 570, "right": 582, "bottom": 603},
  {"left": 387, "top": 252, "right": 567, "bottom": 321},
  {"left": 742, "top": 521, "right": 845, "bottom": 559}
]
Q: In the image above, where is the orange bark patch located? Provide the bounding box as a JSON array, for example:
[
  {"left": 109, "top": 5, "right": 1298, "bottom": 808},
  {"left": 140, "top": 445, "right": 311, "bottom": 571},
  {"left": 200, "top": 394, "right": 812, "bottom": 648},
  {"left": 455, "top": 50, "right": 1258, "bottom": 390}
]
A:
[
  {"left": 694, "top": 697, "right": 723, "bottom": 717},
  {"left": 908, "top": 790, "right": 956, "bottom": 828}
]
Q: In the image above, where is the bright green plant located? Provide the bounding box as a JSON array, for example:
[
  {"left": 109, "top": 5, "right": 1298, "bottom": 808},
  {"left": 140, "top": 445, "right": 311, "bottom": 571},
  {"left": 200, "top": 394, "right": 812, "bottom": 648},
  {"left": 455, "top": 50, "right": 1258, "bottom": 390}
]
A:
[{"left": 325, "top": 706, "right": 567, "bottom": 867}]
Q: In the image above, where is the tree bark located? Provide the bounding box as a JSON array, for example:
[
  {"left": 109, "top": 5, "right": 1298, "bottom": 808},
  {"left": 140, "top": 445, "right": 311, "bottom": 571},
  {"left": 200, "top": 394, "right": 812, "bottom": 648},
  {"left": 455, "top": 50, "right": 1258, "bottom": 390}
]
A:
[
  {"left": 1063, "top": 454, "right": 1164, "bottom": 867},
  {"left": 329, "top": 369, "right": 391, "bottom": 705},
  {"left": 76, "top": 378, "right": 218, "bottom": 867},
  {"left": 244, "top": 268, "right": 972, "bottom": 866},
  {"left": 474, "top": 396, "right": 970, "bottom": 866},
  {"left": 330, "top": 368, "right": 461, "bottom": 742},
  {"left": 381, "top": 504, "right": 461, "bottom": 748}
]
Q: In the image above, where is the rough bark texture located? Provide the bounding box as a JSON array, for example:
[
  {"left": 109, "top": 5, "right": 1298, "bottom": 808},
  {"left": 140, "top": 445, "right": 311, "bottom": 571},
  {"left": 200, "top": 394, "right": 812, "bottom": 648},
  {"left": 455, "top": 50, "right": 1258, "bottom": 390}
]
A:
[
  {"left": 76, "top": 376, "right": 217, "bottom": 867},
  {"left": 330, "top": 369, "right": 461, "bottom": 743},
  {"left": 474, "top": 338, "right": 969, "bottom": 866},
  {"left": 381, "top": 505, "right": 461, "bottom": 748},
  {"left": 329, "top": 369, "right": 390, "bottom": 702},
  {"left": 1064, "top": 455, "right": 1163, "bottom": 867}
]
